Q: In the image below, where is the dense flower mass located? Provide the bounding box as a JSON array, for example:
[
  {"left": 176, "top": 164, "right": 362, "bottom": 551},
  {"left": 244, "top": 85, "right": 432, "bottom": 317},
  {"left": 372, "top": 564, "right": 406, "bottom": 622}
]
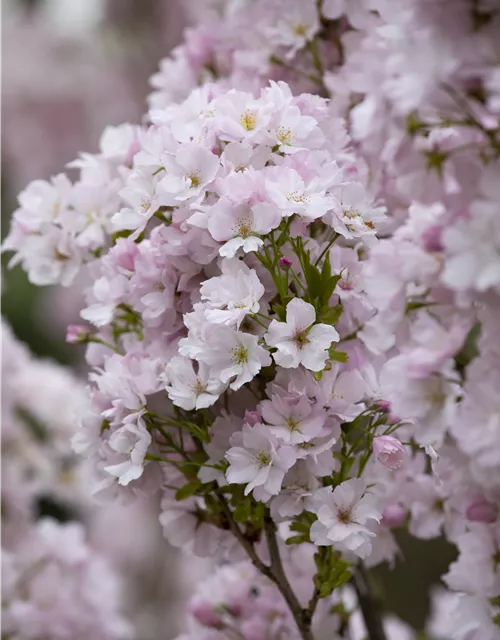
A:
[
  {"left": 4, "top": 0, "right": 500, "bottom": 638},
  {"left": 1, "top": 323, "right": 131, "bottom": 639}
]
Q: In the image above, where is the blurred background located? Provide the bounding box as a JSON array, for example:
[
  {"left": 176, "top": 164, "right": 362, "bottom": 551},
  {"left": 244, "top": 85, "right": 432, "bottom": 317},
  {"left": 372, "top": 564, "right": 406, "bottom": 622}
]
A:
[
  {"left": 1, "top": 3, "right": 210, "bottom": 639},
  {"left": 2, "top": 0, "right": 186, "bottom": 363},
  {"left": 1, "top": 2, "right": 456, "bottom": 637}
]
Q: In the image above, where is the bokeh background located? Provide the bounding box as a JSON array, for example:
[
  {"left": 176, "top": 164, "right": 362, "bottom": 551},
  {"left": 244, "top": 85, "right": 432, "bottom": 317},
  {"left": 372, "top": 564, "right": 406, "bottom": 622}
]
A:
[{"left": 1, "top": 1, "right": 456, "bottom": 637}]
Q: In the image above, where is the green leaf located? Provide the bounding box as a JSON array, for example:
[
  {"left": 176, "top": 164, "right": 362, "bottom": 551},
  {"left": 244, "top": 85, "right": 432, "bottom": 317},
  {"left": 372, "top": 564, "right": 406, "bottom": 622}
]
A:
[
  {"left": 455, "top": 321, "right": 481, "bottom": 370},
  {"left": 175, "top": 481, "right": 202, "bottom": 501},
  {"left": 321, "top": 274, "right": 342, "bottom": 305},
  {"left": 318, "top": 304, "right": 343, "bottom": 326},
  {"left": 328, "top": 347, "right": 349, "bottom": 363},
  {"left": 183, "top": 421, "right": 210, "bottom": 443},
  {"left": 233, "top": 499, "right": 252, "bottom": 523},
  {"left": 305, "top": 262, "right": 323, "bottom": 302},
  {"left": 286, "top": 534, "right": 309, "bottom": 545},
  {"left": 335, "top": 570, "right": 352, "bottom": 588},
  {"left": 289, "top": 521, "right": 310, "bottom": 534},
  {"left": 321, "top": 250, "right": 332, "bottom": 280}
]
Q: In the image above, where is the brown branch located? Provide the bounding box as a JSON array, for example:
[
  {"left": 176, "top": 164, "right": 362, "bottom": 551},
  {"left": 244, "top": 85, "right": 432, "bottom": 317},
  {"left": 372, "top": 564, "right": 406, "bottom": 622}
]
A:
[
  {"left": 263, "top": 512, "right": 314, "bottom": 640},
  {"left": 215, "top": 492, "right": 315, "bottom": 640},
  {"left": 352, "top": 564, "right": 388, "bottom": 640}
]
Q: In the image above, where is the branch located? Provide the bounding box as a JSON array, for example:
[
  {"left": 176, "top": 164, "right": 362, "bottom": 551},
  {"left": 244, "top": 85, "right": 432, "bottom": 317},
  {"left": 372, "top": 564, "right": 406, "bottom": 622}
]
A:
[
  {"left": 353, "top": 564, "right": 388, "bottom": 640},
  {"left": 263, "top": 512, "right": 314, "bottom": 640},
  {"left": 215, "top": 491, "right": 271, "bottom": 578},
  {"left": 215, "top": 491, "right": 315, "bottom": 640}
]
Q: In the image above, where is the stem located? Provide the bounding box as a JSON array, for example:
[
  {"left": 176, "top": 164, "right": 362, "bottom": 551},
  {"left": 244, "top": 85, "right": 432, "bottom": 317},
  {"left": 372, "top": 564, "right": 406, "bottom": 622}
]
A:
[
  {"left": 352, "top": 564, "right": 388, "bottom": 640},
  {"left": 215, "top": 492, "right": 314, "bottom": 640},
  {"left": 314, "top": 232, "right": 339, "bottom": 266},
  {"left": 305, "top": 546, "right": 327, "bottom": 622},
  {"left": 263, "top": 513, "right": 314, "bottom": 639}
]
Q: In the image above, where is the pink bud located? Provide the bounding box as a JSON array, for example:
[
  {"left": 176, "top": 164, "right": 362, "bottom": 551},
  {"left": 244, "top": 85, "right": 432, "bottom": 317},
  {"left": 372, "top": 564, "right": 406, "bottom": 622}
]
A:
[
  {"left": 421, "top": 225, "right": 444, "bottom": 253},
  {"left": 381, "top": 504, "right": 407, "bottom": 528},
  {"left": 66, "top": 325, "right": 91, "bottom": 344},
  {"left": 279, "top": 256, "right": 292, "bottom": 270},
  {"left": 465, "top": 498, "right": 497, "bottom": 523},
  {"left": 373, "top": 400, "right": 391, "bottom": 413},
  {"left": 244, "top": 410, "right": 261, "bottom": 426},
  {"left": 189, "top": 599, "right": 223, "bottom": 628},
  {"left": 373, "top": 436, "right": 406, "bottom": 470}
]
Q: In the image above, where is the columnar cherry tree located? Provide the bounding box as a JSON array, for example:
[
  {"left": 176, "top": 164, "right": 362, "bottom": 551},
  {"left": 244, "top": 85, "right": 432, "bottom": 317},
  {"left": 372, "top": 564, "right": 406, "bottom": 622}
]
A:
[{"left": 4, "top": 1, "right": 500, "bottom": 639}]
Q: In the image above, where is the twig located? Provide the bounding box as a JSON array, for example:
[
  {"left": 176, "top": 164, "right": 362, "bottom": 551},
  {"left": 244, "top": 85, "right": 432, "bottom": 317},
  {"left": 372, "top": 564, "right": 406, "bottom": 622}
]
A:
[
  {"left": 263, "top": 512, "right": 314, "bottom": 639},
  {"left": 306, "top": 546, "right": 327, "bottom": 621},
  {"left": 352, "top": 564, "right": 388, "bottom": 640},
  {"left": 215, "top": 491, "right": 315, "bottom": 640},
  {"left": 215, "top": 491, "right": 271, "bottom": 577}
]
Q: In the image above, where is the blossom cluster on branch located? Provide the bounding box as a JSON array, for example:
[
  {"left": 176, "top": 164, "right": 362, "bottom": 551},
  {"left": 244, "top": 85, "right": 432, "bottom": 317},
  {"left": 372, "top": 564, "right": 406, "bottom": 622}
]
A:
[{"left": 4, "top": 0, "right": 500, "bottom": 639}]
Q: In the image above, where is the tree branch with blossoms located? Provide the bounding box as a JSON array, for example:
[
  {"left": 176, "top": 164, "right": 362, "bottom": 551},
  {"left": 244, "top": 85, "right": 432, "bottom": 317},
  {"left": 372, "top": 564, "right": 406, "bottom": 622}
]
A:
[{"left": 5, "top": 0, "right": 500, "bottom": 639}]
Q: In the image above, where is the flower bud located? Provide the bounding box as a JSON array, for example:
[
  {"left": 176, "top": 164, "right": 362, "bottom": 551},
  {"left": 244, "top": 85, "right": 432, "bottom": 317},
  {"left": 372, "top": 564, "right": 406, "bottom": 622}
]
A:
[
  {"left": 373, "top": 399, "right": 391, "bottom": 413},
  {"left": 244, "top": 410, "right": 261, "bottom": 426},
  {"left": 381, "top": 504, "right": 407, "bottom": 528},
  {"left": 279, "top": 256, "right": 292, "bottom": 270},
  {"left": 421, "top": 225, "right": 444, "bottom": 253},
  {"left": 373, "top": 435, "right": 406, "bottom": 470},
  {"left": 66, "top": 325, "right": 91, "bottom": 344},
  {"left": 465, "top": 498, "right": 497, "bottom": 523},
  {"left": 189, "top": 599, "right": 223, "bottom": 628}
]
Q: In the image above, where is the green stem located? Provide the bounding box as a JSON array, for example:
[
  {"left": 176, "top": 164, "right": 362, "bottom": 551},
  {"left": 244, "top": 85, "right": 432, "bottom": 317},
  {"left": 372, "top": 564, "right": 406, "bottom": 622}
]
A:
[{"left": 314, "top": 232, "right": 339, "bottom": 266}]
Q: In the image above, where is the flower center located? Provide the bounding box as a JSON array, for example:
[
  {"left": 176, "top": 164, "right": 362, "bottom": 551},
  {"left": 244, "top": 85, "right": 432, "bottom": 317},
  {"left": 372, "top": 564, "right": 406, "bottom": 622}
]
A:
[
  {"left": 231, "top": 344, "right": 249, "bottom": 365},
  {"left": 293, "top": 23, "right": 307, "bottom": 36},
  {"left": 256, "top": 450, "right": 271, "bottom": 467},
  {"left": 240, "top": 110, "right": 257, "bottom": 131},
  {"left": 292, "top": 329, "right": 310, "bottom": 349},
  {"left": 338, "top": 508, "right": 353, "bottom": 524},
  {"left": 235, "top": 216, "right": 253, "bottom": 238},
  {"left": 298, "top": 441, "right": 314, "bottom": 450},
  {"left": 191, "top": 380, "right": 207, "bottom": 396},
  {"left": 277, "top": 127, "right": 294, "bottom": 146},
  {"left": 187, "top": 173, "right": 201, "bottom": 188},
  {"left": 140, "top": 197, "right": 151, "bottom": 212},
  {"left": 343, "top": 207, "right": 361, "bottom": 219},
  {"left": 286, "top": 417, "right": 300, "bottom": 431},
  {"left": 287, "top": 191, "right": 309, "bottom": 204}
]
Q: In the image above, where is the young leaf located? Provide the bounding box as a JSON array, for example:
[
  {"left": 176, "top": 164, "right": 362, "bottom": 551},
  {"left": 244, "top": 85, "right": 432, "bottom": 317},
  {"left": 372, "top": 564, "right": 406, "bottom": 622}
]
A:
[{"left": 175, "top": 481, "right": 202, "bottom": 501}]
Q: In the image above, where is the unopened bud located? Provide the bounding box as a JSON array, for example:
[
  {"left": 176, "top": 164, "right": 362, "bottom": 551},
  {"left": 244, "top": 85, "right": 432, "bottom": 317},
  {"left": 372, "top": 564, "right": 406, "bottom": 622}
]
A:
[
  {"left": 465, "top": 498, "right": 497, "bottom": 523},
  {"left": 382, "top": 504, "right": 407, "bottom": 528},
  {"left": 279, "top": 256, "right": 292, "bottom": 270},
  {"left": 374, "top": 400, "right": 391, "bottom": 413},
  {"left": 244, "top": 410, "right": 261, "bottom": 426},
  {"left": 421, "top": 225, "right": 444, "bottom": 253},
  {"left": 66, "top": 325, "right": 91, "bottom": 344},
  {"left": 189, "top": 599, "right": 223, "bottom": 628}
]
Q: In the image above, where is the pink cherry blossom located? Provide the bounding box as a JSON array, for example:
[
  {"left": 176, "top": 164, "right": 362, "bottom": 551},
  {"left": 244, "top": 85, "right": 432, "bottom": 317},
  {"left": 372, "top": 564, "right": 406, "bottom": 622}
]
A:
[{"left": 265, "top": 298, "right": 339, "bottom": 371}]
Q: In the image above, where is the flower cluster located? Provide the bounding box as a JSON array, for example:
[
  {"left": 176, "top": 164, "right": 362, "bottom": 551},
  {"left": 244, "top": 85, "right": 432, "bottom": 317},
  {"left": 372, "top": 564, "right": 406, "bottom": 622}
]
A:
[
  {"left": 2, "top": 518, "right": 132, "bottom": 640},
  {"left": 1, "top": 323, "right": 131, "bottom": 639},
  {"left": 177, "top": 549, "right": 414, "bottom": 640},
  {"left": 4, "top": 0, "right": 500, "bottom": 638}
]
